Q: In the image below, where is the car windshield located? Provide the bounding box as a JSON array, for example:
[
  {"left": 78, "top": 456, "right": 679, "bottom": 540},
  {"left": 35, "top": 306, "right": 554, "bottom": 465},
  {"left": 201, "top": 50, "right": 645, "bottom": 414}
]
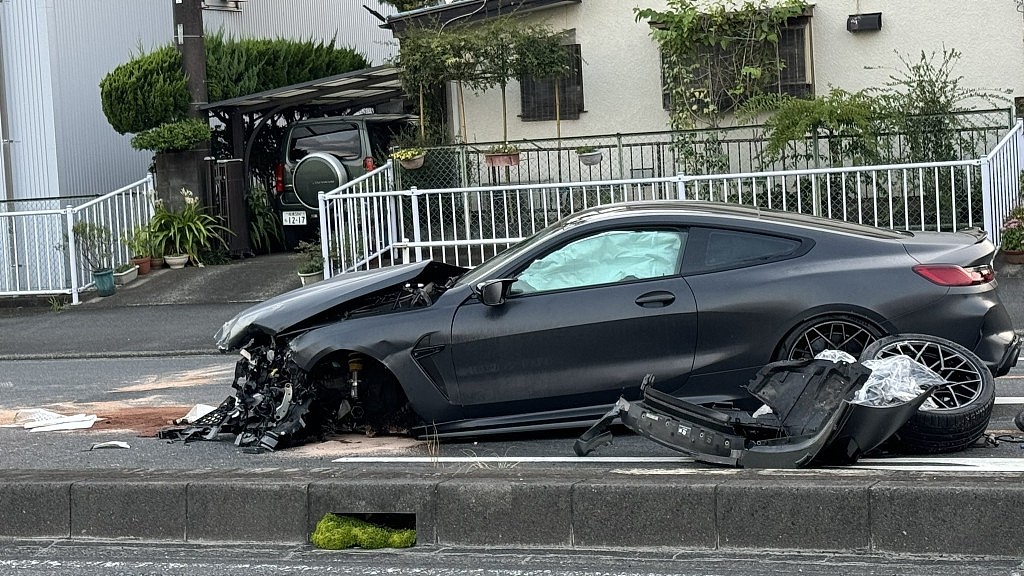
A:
[{"left": 455, "top": 223, "right": 565, "bottom": 287}]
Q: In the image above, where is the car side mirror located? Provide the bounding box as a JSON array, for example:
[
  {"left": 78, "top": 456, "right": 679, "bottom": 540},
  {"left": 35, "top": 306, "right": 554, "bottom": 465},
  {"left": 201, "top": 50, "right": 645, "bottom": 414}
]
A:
[{"left": 475, "top": 278, "right": 515, "bottom": 306}]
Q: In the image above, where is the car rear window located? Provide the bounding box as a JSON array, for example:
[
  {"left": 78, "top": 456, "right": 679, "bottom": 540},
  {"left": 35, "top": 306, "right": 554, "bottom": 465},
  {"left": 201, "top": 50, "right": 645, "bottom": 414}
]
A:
[
  {"left": 288, "top": 123, "right": 361, "bottom": 162},
  {"left": 700, "top": 229, "right": 802, "bottom": 268}
]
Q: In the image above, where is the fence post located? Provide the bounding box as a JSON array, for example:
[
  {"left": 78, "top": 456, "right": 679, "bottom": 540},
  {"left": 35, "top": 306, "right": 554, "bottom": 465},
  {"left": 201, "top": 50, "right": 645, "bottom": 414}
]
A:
[
  {"left": 410, "top": 187, "right": 422, "bottom": 262},
  {"left": 675, "top": 174, "right": 686, "bottom": 200},
  {"left": 616, "top": 134, "right": 624, "bottom": 180},
  {"left": 980, "top": 157, "right": 996, "bottom": 245},
  {"left": 65, "top": 206, "right": 81, "bottom": 305},
  {"left": 318, "top": 191, "right": 332, "bottom": 279}
]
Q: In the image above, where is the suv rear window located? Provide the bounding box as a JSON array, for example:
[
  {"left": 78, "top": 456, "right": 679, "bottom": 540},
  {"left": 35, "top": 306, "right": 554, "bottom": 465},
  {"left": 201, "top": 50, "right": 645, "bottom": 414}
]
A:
[{"left": 288, "top": 123, "right": 361, "bottom": 162}]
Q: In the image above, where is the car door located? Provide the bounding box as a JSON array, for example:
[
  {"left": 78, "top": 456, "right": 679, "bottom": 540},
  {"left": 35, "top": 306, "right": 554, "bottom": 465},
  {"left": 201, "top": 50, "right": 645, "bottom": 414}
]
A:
[{"left": 448, "top": 227, "right": 697, "bottom": 410}]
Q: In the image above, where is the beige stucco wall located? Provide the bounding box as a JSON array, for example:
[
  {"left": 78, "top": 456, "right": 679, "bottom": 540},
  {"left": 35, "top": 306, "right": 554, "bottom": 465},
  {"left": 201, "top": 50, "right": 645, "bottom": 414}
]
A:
[{"left": 453, "top": 0, "right": 1024, "bottom": 145}]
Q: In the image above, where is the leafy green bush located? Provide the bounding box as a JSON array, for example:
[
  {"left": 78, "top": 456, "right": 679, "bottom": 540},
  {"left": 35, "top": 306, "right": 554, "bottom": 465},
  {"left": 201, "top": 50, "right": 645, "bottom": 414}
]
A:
[
  {"left": 100, "top": 45, "right": 190, "bottom": 135},
  {"left": 100, "top": 34, "right": 369, "bottom": 136},
  {"left": 310, "top": 513, "right": 416, "bottom": 550},
  {"left": 130, "top": 118, "right": 212, "bottom": 152}
]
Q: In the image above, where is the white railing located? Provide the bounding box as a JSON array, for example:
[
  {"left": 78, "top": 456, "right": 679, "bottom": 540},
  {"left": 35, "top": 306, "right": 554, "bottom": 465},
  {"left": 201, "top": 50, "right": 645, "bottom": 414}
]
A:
[
  {"left": 0, "top": 175, "right": 155, "bottom": 304},
  {"left": 321, "top": 123, "right": 1024, "bottom": 272},
  {"left": 319, "top": 162, "right": 398, "bottom": 278},
  {"left": 981, "top": 119, "right": 1024, "bottom": 246},
  {"left": 678, "top": 159, "right": 984, "bottom": 233}
]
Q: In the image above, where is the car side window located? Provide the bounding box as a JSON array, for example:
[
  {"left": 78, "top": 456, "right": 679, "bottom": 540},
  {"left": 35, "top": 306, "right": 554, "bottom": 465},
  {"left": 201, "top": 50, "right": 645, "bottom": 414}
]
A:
[
  {"left": 701, "top": 229, "right": 801, "bottom": 269},
  {"left": 289, "top": 123, "right": 361, "bottom": 162},
  {"left": 512, "top": 229, "right": 685, "bottom": 294}
]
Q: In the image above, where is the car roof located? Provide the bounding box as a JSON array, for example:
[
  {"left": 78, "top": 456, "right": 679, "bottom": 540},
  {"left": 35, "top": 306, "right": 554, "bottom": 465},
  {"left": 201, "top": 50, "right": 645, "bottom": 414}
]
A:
[{"left": 562, "top": 201, "right": 910, "bottom": 239}]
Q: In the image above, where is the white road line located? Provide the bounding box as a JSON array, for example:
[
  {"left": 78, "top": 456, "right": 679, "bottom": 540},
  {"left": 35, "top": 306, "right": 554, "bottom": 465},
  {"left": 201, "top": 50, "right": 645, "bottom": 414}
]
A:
[
  {"left": 850, "top": 457, "right": 1024, "bottom": 472},
  {"left": 330, "top": 456, "right": 1024, "bottom": 473},
  {"left": 331, "top": 456, "right": 694, "bottom": 464},
  {"left": 995, "top": 396, "right": 1024, "bottom": 404}
]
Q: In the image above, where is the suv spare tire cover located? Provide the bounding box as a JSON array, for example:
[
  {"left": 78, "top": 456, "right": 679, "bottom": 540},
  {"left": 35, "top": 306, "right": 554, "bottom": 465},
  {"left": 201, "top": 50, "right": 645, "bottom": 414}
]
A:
[{"left": 292, "top": 152, "right": 349, "bottom": 210}]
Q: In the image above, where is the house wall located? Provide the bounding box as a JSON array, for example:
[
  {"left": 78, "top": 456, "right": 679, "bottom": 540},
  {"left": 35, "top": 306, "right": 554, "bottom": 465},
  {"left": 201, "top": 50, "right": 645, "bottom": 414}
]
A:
[
  {"left": 0, "top": 0, "right": 397, "bottom": 203},
  {"left": 455, "top": 0, "right": 1024, "bottom": 144}
]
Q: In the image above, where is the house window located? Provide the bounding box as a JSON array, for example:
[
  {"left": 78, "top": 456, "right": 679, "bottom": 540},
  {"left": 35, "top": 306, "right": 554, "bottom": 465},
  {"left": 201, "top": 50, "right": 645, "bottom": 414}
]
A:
[
  {"left": 661, "top": 16, "right": 814, "bottom": 110},
  {"left": 774, "top": 16, "right": 813, "bottom": 98},
  {"left": 520, "top": 44, "right": 584, "bottom": 121}
]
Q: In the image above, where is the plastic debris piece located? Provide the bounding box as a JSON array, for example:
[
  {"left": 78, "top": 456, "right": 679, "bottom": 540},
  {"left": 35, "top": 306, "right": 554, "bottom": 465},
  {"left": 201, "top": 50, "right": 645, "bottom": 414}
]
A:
[
  {"left": 854, "top": 355, "right": 944, "bottom": 409},
  {"left": 89, "top": 441, "right": 130, "bottom": 450},
  {"left": 28, "top": 415, "right": 100, "bottom": 432},
  {"left": 5, "top": 408, "right": 67, "bottom": 427},
  {"left": 173, "top": 404, "right": 218, "bottom": 425},
  {"left": 814, "top": 350, "right": 857, "bottom": 363}
]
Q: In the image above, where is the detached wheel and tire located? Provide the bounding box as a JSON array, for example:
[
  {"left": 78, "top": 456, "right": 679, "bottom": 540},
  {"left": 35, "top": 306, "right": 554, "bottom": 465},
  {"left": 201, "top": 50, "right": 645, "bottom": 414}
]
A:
[{"left": 859, "top": 334, "right": 995, "bottom": 454}]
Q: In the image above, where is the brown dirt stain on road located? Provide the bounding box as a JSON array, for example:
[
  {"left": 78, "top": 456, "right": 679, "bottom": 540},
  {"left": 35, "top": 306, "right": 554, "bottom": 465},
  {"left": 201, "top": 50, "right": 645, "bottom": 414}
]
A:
[{"left": 114, "top": 365, "right": 234, "bottom": 393}]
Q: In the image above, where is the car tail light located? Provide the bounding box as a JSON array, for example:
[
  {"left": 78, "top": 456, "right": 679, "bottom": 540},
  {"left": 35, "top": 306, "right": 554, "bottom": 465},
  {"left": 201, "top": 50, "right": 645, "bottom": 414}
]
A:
[
  {"left": 363, "top": 156, "right": 376, "bottom": 171},
  {"left": 274, "top": 163, "right": 284, "bottom": 194},
  {"left": 913, "top": 264, "right": 994, "bottom": 286}
]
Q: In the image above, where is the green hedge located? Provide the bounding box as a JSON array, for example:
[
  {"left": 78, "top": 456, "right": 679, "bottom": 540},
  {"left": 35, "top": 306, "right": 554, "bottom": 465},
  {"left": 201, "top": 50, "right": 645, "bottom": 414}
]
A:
[{"left": 100, "top": 34, "right": 369, "bottom": 135}]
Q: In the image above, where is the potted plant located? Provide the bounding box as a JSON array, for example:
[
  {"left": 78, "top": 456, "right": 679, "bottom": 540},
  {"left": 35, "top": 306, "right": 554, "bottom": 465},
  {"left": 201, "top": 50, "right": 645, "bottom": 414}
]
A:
[
  {"left": 1000, "top": 206, "right": 1024, "bottom": 264},
  {"left": 113, "top": 263, "right": 139, "bottom": 285},
  {"left": 68, "top": 222, "right": 116, "bottom": 297},
  {"left": 122, "top": 226, "right": 152, "bottom": 274},
  {"left": 296, "top": 240, "right": 325, "bottom": 285},
  {"left": 484, "top": 143, "right": 521, "bottom": 167},
  {"left": 575, "top": 145, "right": 603, "bottom": 166},
  {"left": 149, "top": 187, "right": 230, "bottom": 269},
  {"left": 391, "top": 147, "right": 427, "bottom": 170}
]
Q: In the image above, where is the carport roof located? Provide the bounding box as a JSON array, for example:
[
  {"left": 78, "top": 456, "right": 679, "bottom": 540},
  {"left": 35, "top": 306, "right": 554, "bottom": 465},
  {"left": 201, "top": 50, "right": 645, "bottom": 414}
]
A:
[{"left": 200, "top": 64, "right": 404, "bottom": 116}]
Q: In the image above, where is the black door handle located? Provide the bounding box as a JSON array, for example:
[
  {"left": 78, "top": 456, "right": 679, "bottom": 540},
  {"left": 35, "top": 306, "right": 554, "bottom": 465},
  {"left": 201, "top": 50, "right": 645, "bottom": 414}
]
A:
[{"left": 635, "top": 291, "right": 675, "bottom": 308}]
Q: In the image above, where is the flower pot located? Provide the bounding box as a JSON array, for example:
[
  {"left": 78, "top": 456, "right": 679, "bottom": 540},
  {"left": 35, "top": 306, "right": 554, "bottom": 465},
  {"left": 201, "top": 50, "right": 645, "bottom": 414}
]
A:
[
  {"left": 399, "top": 154, "right": 426, "bottom": 170},
  {"left": 165, "top": 254, "right": 189, "bottom": 269},
  {"left": 131, "top": 256, "right": 152, "bottom": 275},
  {"left": 298, "top": 270, "right": 324, "bottom": 286},
  {"left": 484, "top": 152, "right": 520, "bottom": 167},
  {"left": 150, "top": 256, "right": 165, "bottom": 269},
  {"left": 113, "top": 265, "right": 139, "bottom": 286},
  {"left": 577, "top": 151, "right": 603, "bottom": 166},
  {"left": 1002, "top": 249, "right": 1024, "bottom": 265},
  {"left": 91, "top": 268, "right": 116, "bottom": 297}
]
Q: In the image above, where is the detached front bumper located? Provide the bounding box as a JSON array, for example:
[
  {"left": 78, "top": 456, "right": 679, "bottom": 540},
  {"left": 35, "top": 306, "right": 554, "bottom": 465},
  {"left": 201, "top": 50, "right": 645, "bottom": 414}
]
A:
[{"left": 575, "top": 359, "right": 937, "bottom": 469}]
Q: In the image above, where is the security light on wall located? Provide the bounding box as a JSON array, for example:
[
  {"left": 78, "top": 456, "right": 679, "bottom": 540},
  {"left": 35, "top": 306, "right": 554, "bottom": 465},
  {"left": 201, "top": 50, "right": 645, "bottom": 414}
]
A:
[{"left": 847, "top": 12, "right": 882, "bottom": 33}]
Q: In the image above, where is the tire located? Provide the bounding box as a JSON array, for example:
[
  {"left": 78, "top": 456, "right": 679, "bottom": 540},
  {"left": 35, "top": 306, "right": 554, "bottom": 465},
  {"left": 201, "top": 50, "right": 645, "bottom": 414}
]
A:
[
  {"left": 859, "top": 334, "right": 994, "bottom": 454},
  {"left": 779, "top": 314, "right": 885, "bottom": 361}
]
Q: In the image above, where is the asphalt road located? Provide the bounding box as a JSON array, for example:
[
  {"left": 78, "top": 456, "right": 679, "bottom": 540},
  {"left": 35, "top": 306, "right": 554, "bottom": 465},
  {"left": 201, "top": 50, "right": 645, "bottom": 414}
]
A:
[
  {"left": 2, "top": 354, "right": 1024, "bottom": 470},
  {"left": 2, "top": 540, "right": 1021, "bottom": 576}
]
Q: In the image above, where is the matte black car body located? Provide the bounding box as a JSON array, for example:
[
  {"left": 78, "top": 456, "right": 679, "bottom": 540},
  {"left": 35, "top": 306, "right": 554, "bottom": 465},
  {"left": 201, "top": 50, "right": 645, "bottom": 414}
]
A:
[{"left": 215, "top": 201, "right": 1020, "bottom": 440}]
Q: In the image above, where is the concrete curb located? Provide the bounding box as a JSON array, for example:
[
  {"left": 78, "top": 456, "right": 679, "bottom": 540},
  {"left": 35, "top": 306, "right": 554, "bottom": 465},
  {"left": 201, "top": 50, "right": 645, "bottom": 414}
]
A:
[{"left": 2, "top": 469, "right": 1022, "bottom": 556}]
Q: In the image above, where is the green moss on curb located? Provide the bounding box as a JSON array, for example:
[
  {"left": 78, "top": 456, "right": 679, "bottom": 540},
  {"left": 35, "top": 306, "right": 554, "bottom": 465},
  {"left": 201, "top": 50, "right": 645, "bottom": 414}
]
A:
[{"left": 311, "top": 513, "right": 416, "bottom": 550}]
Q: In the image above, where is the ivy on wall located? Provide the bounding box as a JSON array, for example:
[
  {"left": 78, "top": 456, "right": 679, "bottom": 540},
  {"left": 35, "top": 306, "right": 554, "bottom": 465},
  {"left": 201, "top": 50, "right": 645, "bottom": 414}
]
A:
[
  {"left": 396, "top": 16, "right": 568, "bottom": 143},
  {"left": 636, "top": 0, "right": 808, "bottom": 131}
]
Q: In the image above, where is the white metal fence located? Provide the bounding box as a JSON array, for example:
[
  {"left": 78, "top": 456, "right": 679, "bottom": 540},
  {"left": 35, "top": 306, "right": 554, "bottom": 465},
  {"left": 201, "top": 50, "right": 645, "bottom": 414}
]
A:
[
  {"left": 0, "top": 175, "right": 155, "bottom": 303},
  {"left": 322, "top": 121, "right": 1024, "bottom": 276}
]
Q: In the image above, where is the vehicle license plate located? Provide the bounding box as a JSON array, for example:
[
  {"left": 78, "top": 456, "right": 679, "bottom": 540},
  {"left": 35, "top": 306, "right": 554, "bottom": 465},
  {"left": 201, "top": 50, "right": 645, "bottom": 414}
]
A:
[{"left": 283, "top": 211, "right": 307, "bottom": 226}]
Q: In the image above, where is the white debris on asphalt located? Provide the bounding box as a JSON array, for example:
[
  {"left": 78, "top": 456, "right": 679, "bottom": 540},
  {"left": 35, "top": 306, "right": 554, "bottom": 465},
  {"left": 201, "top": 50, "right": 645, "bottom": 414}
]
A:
[
  {"left": 173, "top": 403, "right": 217, "bottom": 425},
  {"left": 88, "top": 441, "right": 131, "bottom": 450},
  {"left": 2, "top": 408, "right": 103, "bottom": 431}
]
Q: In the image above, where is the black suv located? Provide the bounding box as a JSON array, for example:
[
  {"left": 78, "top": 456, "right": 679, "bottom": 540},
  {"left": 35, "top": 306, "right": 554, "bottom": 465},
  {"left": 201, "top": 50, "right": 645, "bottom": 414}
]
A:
[{"left": 274, "top": 114, "right": 415, "bottom": 246}]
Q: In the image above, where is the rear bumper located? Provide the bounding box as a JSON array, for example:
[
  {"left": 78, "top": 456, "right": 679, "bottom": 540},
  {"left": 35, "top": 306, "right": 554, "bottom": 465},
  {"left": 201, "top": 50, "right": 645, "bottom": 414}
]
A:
[{"left": 985, "top": 330, "right": 1021, "bottom": 377}]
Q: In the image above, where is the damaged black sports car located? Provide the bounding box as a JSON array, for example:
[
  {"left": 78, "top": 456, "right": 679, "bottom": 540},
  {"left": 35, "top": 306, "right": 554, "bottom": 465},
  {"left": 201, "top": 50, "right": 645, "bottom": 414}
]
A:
[{"left": 212, "top": 201, "right": 1020, "bottom": 450}]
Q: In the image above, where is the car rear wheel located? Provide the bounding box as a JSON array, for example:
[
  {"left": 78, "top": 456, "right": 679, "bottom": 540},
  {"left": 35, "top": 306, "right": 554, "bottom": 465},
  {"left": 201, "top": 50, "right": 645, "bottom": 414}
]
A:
[
  {"left": 859, "top": 334, "right": 994, "bottom": 454},
  {"left": 780, "top": 315, "right": 884, "bottom": 361}
]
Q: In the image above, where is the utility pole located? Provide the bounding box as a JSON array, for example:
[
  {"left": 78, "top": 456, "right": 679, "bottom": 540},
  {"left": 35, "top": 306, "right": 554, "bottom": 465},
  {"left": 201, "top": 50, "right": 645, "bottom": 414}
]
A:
[{"left": 172, "top": 0, "right": 208, "bottom": 118}]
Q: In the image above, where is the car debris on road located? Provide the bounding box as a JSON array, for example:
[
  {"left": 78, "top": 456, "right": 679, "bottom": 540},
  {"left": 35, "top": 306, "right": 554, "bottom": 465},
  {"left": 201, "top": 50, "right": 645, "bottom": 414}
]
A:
[{"left": 575, "top": 337, "right": 992, "bottom": 468}]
